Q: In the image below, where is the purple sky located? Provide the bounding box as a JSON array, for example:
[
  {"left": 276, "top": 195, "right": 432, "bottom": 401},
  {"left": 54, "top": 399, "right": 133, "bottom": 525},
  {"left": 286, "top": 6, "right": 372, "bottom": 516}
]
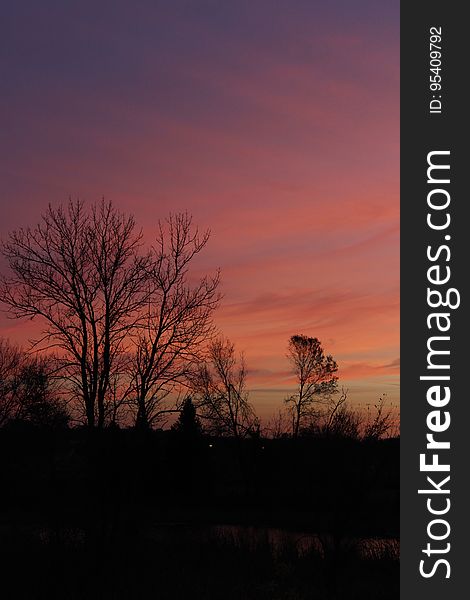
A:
[{"left": 0, "top": 1, "right": 400, "bottom": 420}]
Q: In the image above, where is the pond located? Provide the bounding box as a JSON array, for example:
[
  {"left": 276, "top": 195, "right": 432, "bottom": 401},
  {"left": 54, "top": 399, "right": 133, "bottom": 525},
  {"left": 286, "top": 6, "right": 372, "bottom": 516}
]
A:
[{"left": 211, "top": 524, "right": 400, "bottom": 560}]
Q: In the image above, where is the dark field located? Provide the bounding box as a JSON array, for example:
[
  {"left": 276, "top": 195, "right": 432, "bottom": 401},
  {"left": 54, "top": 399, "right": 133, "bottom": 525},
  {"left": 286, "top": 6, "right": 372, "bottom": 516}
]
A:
[{"left": 0, "top": 428, "right": 399, "bottom": 599}]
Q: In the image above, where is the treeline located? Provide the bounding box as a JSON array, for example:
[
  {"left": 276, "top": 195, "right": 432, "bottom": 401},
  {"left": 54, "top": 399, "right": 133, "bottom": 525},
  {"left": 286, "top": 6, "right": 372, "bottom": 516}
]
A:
[
  {"left": 0, "top": 333, "right": 395, "bottom": 441},
  {"left": 0, "top": 200, "right": 396, "bottom": 439}
]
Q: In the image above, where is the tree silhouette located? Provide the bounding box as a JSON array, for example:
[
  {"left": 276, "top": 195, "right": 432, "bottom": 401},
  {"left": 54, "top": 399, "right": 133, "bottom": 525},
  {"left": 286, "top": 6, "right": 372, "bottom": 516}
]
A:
[
  {"left": 0, "top": 338, "right": 23, "bottom": 426},
  {"left": 172, "top": 396, "right": 202, "bottom": 438},
  {"left": 0, "top": 200, "right": 150, "bottom": 428},
  {"left": 129, "top": 213, "right": 220, "bottom": 429},
  {"left": 285, "top": 334, "right": 338, "bottom": 438},
  {"left": 11, "top": 357, "right": 69, "bottom": 428},
  {"left": 0, "top": 338, "right": 68, "bottom": 428},
  {"left": 319, "top": 389, "right": 360, "bottom": 440},
  {"left": 191, "top": 337, "right": 258, "bottom": 439},
  {"left": 0, "top": 203, "right": 222, "bottom": 429},
  {"left": 363, "top": 395, "right": 394, "bottom": 441}
]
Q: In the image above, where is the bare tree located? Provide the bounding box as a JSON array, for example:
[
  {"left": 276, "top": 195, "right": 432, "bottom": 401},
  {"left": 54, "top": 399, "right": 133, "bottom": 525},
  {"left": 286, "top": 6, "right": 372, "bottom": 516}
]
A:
[
  {"left": 129, "top": 213, "right": 221, "bottom": 428},
  {"left": 298, "top": 390, "right": 396, "bottom": 441},
  {"left": 191, "top": 337, "right": 258, "bottom": 439},
  {"left": 0, "top": 338, "right": 23, "bottom": 426},
  {"left": 0, "top": 200, "right": 150, "bottom": 428},
  {"left": 0, "top": 338, "right": 68, "bottom": 427},
  {"left": 319, "top": 389, "right": 360, "bottom": 440},
  {"left": 363, "top": 395, "right": 394, "bottom": 441},
  {"left": 285, "top": 334, "right": 338, "bottom": 438},
  {"left": 264, "top": 408, "right": 292, "bottom": 439}
]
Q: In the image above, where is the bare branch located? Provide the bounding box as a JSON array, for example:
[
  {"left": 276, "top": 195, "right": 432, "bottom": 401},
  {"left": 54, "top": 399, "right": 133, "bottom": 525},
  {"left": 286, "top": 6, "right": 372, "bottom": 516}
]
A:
[{"left": 285, "top": 334, "right": 338, "bottom": 438}]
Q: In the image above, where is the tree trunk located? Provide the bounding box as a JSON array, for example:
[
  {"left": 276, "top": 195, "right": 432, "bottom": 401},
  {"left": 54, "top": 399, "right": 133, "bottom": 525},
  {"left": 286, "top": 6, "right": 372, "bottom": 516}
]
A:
[
  {"left": 86, "top": 399, "right": 95, "bottom": 428},
  {"left": 293, "top": 404, "right": 301, "bottom": 438},
  {"left": 135, "top": 398, "right": 149, "bottom": 429},
  {"left": 97, "top": 392, "right": 105, "bottom": 429}
]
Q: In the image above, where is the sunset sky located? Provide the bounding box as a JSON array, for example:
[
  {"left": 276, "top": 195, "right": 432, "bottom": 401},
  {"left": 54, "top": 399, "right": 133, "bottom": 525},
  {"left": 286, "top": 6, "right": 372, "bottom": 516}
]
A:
[{"left": 0, "top": 1, "right": 399, "bottom": 420}]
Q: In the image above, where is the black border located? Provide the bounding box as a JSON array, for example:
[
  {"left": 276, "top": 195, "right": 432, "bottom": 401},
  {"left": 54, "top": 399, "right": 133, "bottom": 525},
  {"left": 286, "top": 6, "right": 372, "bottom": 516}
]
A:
[{"left": 401, "top": 2, "right": 468, "bottom": 596}]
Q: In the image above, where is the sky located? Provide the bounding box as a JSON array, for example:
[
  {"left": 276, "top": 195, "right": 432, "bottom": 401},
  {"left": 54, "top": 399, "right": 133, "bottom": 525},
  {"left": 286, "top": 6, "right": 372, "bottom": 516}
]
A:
[{"left": 0, "top": 0, "right": 399, "bottom": 421}]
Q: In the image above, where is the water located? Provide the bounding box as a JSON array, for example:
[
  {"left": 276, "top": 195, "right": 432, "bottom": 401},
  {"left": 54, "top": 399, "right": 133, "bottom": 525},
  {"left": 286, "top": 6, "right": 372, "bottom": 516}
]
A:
[
  {"left": 212, "top": 524, "right": 400, "bottom": 560},
  {"left": 34, "top": 521, "right": 399, "bottom": 561}
]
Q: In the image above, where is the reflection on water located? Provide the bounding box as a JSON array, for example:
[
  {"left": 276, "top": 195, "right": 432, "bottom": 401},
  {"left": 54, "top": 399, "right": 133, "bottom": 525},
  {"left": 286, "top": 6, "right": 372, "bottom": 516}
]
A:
[
  {"left": 35, "top": 521, "right": 399, "bottom": 561},
  {"left": 212, "top": 524, "right": 400, "bottom": 560}
]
